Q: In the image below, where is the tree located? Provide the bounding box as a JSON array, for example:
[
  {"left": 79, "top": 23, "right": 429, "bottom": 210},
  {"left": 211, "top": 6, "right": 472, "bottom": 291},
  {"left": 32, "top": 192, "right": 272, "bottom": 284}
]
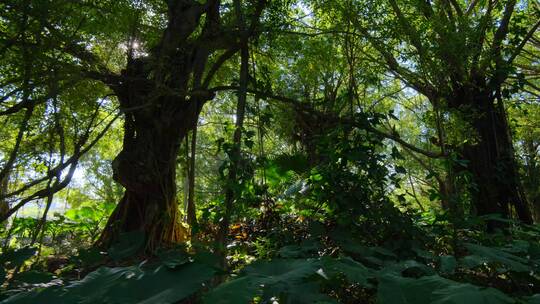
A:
[
  {"left": 513, "top": 27, "right": 540, "bottom": 222},
  {"left": 334, "top": 0, "right": 540, "bottom": 225},
  {"left": 0, "top": 0, "right": 120, "bottom": 225},
  {"left": 0, "top": 0, "right": 267, "bottom": 251},
  {"left": 94, "top": 0, "right": 267, "bottom": 250}
]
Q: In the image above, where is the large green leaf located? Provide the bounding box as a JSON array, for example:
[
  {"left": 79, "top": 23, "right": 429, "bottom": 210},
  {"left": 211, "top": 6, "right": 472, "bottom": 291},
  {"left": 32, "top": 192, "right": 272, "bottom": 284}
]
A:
[
  {"left": 242, "top": 258, "right": 321, "bottom": 284},
  {"left": 439, "top": 256, "right": 457, "bottom": 274},
  {"left": 60, "top": 266, "right": 141, "bottom": 303},
  {"left": 377, "top": 274, "right": 514, "bottom": 304},
  {"left": 12, "top": 271, "right": 54, "bottom": 284},
  {"left": 203, "top": 276, "right": 262, "bottom": 304},
  {"left": 526, "top": 294, "right": 540, "bottom": 304},
  {"left": 115, "top": 263, "right": 215, "bottom": 304},
  {"left": 0, "top": 286, "right": 64, "bottom": 304},
  {"left": 271, "top": 282, "right": 337, "bottom": 304},
  {"left": 204, "top": 258, "right": 322, "bottom": 304},
  {"left": 2, "top": 261, "right": 215, "bottom": 304},
  {"left": 157, "top": 247, "right": 191, "bottom": 269},
  {"left": 278, "top": 240, "right": 320, "bottom": 258},
  {"left": 379, "top": 260, "right": 435, "bottom": 277},
  {"left": 462, "top": 243, "right": 530, "bottom": 272},
  {"left": 431, "top": 283, "right": 515, "bottom": 304},
  {"left": 322, "top": 256, "right": 373, "bottom": 286},
  {"left": 330, "top": 233, "right": 396, "bottom": 267},
  {"left": 377, "top": 274, "right": 450, "bottom": 304}
]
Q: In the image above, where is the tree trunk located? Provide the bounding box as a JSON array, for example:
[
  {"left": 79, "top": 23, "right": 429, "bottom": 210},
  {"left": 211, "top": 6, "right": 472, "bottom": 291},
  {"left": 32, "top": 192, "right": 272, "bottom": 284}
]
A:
[
  {"left": 522, "top": 139, "right": 540, "bottom": 223},
  {"left": 187, "top": 125, "right": 198, "bottom": 227},
  {"left": 97, "top": 58, "right": 206, "bottom": 251},
  {"left": 97, "top": 123, "right": 185, "bottom": 250},
  {"left": 0, "top": 174, "right": 9, "bottom": 227},
  {"left": 454, "top": 91, "right": 533, "bottom": 227},
  {"left": 216, "top": 43, "right": 249, "bottom": 263}
]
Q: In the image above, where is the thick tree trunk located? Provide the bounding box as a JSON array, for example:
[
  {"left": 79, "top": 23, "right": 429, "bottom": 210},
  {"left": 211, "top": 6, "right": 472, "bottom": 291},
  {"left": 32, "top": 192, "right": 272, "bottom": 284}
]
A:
[
  {"left": 453, "top": 91, "right": 533, "bottom": 227},
  {"left": 98, "top": 127, "right": 184, "bottom": 250},
  {"left": 97, "top": 57, "right": 206, "bottom": 251}
]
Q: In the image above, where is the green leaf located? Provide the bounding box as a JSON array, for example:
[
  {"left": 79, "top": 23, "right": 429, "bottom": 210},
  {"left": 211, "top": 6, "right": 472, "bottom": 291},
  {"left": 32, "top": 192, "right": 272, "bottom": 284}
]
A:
[
  {"left": 0, "top": 286, "right": 64, "bottom": 304},
  {"left": 379, "top": 260, "right": 435, "bottom": 277},
  {"left": 116, "top": 263, "right": 215, "bottom": 304},
  {"left": 526, "top": 294, "right": 540, "bottom": 304},
  {"left": 107, "top": 231, "right": 145, "bottom": 261},
  {"left": 203, "top": 276, "right": 261, "bottom": 304},
  {"left": 244, "top": 139, "right": 254, "bottom": 149},
  {"left": 13, "top": 271, "right": 54, "bottom": 284},
  {"left": 412, "top": 247, "right": 435, "bottom": 261},
  {"left": 281, "top": 180, "right": 307, "bottom": 198},
  {"left": 461, "top": 243, "right": 530, "bottom": 272},
  {"left": 157, "top": 248, "right": 191, "bottom": 269},
  {"left": 270, "top": 153, "right": 309, "bottom": 175},
  {"left": 62, "top": 266, "right": 141, "bottom": 303},
  {"left": 395, "top": 165, "right": 407, "bottom": 174},
  {"left": 243, "top": 258, "right": 320, "bottom": 284},
  {"left": 428, "top": 190, "right": 440, "bottom": 202},
  {"left": 272, "top": 282, "right": 337, "bottom": 304},
  {"left": 2, "top": 262, "right": 215, "bottom": 304},
  {"left": 278, "top": 240, "right": 319, "bottom": 258},
  {"left": 391, "top": 146, "right": 404, "bottom": 159},
  {"left": 73, "top": 248, "right": 103, "bottom": 267},
  {"left": 204, "top": 258, "right": 321, "bottom": 304},
  {"left": 439, "top": 256, "right": 457, "bottom": 274},
  {"left": 322, "top": 257, "right": 373, "bottom": 286},
  {"left": 377, "top": 275, "right": 514, "bottom": 304},
  {"left": 378, "top": 274, "right": 450, "bottom": 304},
  {"left": 431, "top": 283, "right": 514, "bottom": 304}
]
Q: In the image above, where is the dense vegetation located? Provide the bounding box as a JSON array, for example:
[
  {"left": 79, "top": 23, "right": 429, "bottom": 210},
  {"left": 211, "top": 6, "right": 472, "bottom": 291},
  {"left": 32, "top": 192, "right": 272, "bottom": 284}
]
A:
[{"left": 1, "top": 0, "right": 540, "bottom": 303}]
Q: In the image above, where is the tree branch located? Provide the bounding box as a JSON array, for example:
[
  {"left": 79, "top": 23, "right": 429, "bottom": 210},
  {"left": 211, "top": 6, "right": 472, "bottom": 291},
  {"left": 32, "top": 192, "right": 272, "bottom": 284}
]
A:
[
  {"left": 507, "top": 19, "right": 540, "bottom": 65},
  {"left": 0, "top": 111, "right": 120, "bottom": 222},
  {"left": 210, "top": 86, "right": 447, "bottom": 159}
]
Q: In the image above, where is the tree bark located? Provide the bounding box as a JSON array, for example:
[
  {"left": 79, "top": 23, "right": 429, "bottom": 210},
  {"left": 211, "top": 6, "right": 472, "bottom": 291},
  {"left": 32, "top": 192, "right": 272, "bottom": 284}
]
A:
[
  {"left": 97, "top": 57, "right": 208, "bottom": 250},
  {"left": 187, "top": 125, "right": 198, "bottom": 227},
  {"left": 450, "top": 90, "right": 533, "bottom": 227}
]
